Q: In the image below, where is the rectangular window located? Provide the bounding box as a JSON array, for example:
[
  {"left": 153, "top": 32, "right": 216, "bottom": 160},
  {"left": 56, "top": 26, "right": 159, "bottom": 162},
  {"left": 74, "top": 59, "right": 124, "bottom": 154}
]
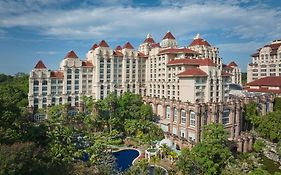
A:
[
  {"left": 173, "top": 108, "right": 177, "bottom": 122},
  {"left": 181, "top": 110, "right": 186, "bottom": 124},
  {"left": 166, "top": 106, "right": 170, "bottom": 119},
  {"left": 222, "top": 110, "right": 230, "bottom": 125},
  {"left": 190, "top": 111, "right": 196, "bottom": 127}
]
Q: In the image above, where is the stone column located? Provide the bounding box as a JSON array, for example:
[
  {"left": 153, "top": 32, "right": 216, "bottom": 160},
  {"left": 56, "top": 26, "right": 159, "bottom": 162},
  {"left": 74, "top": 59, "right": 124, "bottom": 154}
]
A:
[
  {"left": 169, "top": 102, "right": 174, "bottom": 133},
  {"left": 176, "top": 106, "right": 181, "bottom": 136},
  {"left": 162, "top": 103, "right": 166, "bottom": 120},
  {"left": 237, "top": 138, "right": 243, "bottom": 152},
  {"left": 248, "top": 136, "right": 253, "bottom": 152},
  {"left": 243, "top": 137, "right": 249, "bottom": 153},
  {"left": 229, "top": 107, "right": 235, "bottom": 140},
  {"left": 235, "top": 103, "right": 240, "bottom": 139}
]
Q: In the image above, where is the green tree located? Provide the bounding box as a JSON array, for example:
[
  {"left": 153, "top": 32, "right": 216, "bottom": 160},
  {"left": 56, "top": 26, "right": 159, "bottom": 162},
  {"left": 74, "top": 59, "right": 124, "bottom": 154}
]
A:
[
  {"left": 253, "top": 139, "right": 265, "bottom": 153},
  {"left": 0, "top": 142, "right": 46, "bottom": 175},
  {"left": 176, "top": 123, "right": 233, "bottom": 175},
  {"left": 244, "top": 102, "right": 259, "bottom": 130},
  {"left": 273, "top": 97, "right": 281, "bottom": 111},
  {"left": 140, "top": 103, "right": 153, "bottom": 120},
  {"left": 255, "top": 111, "right": 281, "bottom": 142}
]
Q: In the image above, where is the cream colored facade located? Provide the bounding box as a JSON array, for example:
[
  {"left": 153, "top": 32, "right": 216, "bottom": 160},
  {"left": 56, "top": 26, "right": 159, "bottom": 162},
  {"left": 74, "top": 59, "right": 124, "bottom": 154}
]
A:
[
  {"left": 247, "top": 39, "right": 281, "bottom": 83},
  {"left": 29, "top": 32, "right": 238, "bottom": 110}
]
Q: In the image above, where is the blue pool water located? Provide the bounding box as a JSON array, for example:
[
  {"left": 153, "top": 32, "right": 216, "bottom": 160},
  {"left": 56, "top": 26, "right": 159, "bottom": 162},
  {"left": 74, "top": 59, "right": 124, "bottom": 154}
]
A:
[{"left": 113, "top": 149, "right": 140, "bottom": 171}]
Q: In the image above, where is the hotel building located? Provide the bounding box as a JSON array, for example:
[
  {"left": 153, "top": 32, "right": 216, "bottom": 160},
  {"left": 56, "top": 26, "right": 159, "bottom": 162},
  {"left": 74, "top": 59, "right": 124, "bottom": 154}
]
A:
[
  {"left": 29, "top": 32, "right": 241, "bottom": 109},
  {"left": 247, "top": 39, "right": 281, "bottom": 83},
  {"left": 28, "top": 32, "right": 267, "bottom": 146}
]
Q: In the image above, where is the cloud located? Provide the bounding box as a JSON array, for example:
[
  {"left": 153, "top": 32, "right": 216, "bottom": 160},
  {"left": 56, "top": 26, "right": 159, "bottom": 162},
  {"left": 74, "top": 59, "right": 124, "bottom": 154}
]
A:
[
  {"left": 0, "top": 1, "right": 280, "bottom": 43},
  {"left": 36, "top": 51, "right": 59, "bottom": 55}
]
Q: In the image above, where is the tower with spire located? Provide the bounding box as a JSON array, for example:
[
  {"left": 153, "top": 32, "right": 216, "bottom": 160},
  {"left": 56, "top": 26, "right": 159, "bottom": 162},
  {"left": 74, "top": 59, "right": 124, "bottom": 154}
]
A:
[
  {"left": 138, "top": 33, "right": 156, "bottom": 55},
  {"left": 160, "top": 31, "right": 177, "bottom": 48},
  {"left": 188, "top": 33, "right": 221, "bottom": 70}
]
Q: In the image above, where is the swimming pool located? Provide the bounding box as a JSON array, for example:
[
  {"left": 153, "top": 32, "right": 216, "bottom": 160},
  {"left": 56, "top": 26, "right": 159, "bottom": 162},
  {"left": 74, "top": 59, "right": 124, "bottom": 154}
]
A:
[{"left": 113, "top": 149, "right": 140, "bottom": 171}]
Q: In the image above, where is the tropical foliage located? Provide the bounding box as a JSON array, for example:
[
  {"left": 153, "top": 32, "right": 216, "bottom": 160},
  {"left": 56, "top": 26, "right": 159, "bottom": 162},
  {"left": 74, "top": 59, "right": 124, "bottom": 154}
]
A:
[{"left": 176, "top": 123, "right": 233, "bottom": 175}]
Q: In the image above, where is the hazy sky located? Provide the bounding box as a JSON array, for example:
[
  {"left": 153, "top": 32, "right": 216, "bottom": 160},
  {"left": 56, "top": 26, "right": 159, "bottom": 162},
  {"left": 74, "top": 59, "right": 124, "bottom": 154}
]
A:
[{"left": 0, "top": 0, "right": 281, "bottom": 74}]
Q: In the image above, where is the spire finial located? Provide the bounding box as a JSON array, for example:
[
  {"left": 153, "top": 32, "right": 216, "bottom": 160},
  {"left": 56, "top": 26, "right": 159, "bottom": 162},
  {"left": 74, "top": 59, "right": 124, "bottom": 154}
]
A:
[
  {"left": 194, "top": 33, "right": 201, "bottom": 39},
  {"left": 146, "top": 33, "right": 152, "bottom": 38}
]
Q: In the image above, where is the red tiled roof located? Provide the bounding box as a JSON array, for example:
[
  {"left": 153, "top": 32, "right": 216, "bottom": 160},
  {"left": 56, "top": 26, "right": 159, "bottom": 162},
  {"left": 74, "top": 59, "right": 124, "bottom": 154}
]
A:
[
  {"left": 159, "top": 48, "right": 199, "bottom": 55},
  {"left": 90, "top": 43, "right": 98, "bottom": 50},
  {"left": 163, "top": 31, "right": 175, "bottom": 40},
  {"left": 113, "top": 51, "right": 123, "bottom": 57},
  {"left": 228, "top": 61, "right": 238, "bottom": 67},
  {"left": 251, "top": 52, "right": 259, "bottom": 57},
  {"left": 253, "top": 42, "right": 281, "bottom": 56},
  {"left": 138, "top": 52, "right": 147, "bottom": 57},
  {"left": 99, "top": 40, "right": 109, "bottom": 47},
  {"left": 223, "top": 64, "right": 233, "bottom": 70},
  {"left": 177, "top": 68, "right": 207, "bottom": 77},
  {"left": 189, "top": 38, "right": 211, "bottom": 47},
  {"left": 115, "top": 45, "right": 122, "bottom": 50},
  {"left": 221, "top": 72, "right": 232, "bottom": 76},
  {"left": 167, "top": 58, "right": 216, "bottom": 66},
  {"left": 82, "top": 60, "right": 93, "bottom": 67},
  {"left": 264, "top": 43, "right": 281, "bottom": 50},
  {"left": 34, "top": 60, "right": 47, "bottom": 69},
  {"left": 247, "top": 76, "right": 281, "bottom": 86},
  {"left": 151, "top": 43, "right": 161, "bottom": 48},
  {"left": 245, "top": 87, "right": 281, "bottom": 94},
  {"left": 123, "top": 42, "right": 134, "bottom": 49},
  {"left": 143, "top": 37, "right": 155, "bottom": 43},
  {"left": 64, "top": 50, "right": 78, "bottom": 59},
  {"left": 50, "top": 71, "right": 63, "bottom": 78}
]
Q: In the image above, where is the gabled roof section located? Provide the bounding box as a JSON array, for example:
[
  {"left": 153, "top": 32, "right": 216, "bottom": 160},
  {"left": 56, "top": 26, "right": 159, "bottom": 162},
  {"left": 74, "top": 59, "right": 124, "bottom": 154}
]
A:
[
  {"left": 34, "top": 60, "right": 47, "bottom": 69},
  {"left": 50, "top": 71, "right": 64, "bottom": 78},
  {"left": 228, "top": 61, "right": 238, "bottom": 67},
  {"left": 189, "top": 33, "right": 211, "bottom": 47},
  {"left": 177, "top": 68, "right": 207, "bottom": 77},
  {"left": 64, "top": 50, "right": 78, "bottom": 59},
  {"left": 123, "top": 42, "right": 134, "bottom": 49},
  {"left": 99, "top": 40, "right": 109, "bottom": 47},
  {"left": 251, "top": 52, "right": 259, "bottom": 57},
  {"left": 247, "top": 77, "right": 281, "bottom": 87},
  {"left": 115, "top": 45, "right": 122, "bottom": 50},
  {"left": 138, "top": 52, "right": 148, "bottom": 57},
  {"left": 167, "top": 58, "right": 216, "bottom": 66},
  {"left": 151, "top": 43, "right": 161, "bottom": 48},
  {"left": 163, "top": 31, "right": 176, "bottom": 40},
  {"left": 143, "top": 33, "right": 155, "bottom": 43},
  {"left": 82, "top": 60, "right": 93, "bottom": 67},
  {"left": 90, "top": 43, "right": 98, "bottom": 50},
  {"left": 159, "top": 48, "right": 199, "bottom": 55},
  {"left": 113, "top": 51, "right": 123, "bottom": 57}
]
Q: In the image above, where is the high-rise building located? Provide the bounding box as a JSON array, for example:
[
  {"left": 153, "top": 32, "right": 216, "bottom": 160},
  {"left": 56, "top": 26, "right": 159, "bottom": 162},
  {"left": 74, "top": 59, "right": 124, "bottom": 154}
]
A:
[{"left": 247, "top": 39, "right": 281, "bottom": 83}]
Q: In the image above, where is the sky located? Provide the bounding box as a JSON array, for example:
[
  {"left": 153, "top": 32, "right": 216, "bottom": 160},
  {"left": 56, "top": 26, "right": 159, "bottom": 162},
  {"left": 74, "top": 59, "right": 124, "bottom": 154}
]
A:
[{"left": 0, "top": 0, "right": 281, "bottom": 75}]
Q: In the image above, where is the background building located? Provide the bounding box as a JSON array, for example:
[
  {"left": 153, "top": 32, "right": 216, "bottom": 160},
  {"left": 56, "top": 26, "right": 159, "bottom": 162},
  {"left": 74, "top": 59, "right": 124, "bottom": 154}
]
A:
[{"left": 247, "top": 39, "right": 281, "bottom": 82}]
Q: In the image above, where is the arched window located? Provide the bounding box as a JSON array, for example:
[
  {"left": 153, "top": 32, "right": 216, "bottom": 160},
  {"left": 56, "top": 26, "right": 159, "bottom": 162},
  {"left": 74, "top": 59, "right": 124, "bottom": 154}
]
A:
[
  {"left": 166, "top": 106, "right": 170, "bottom": 119},
  {"left": 173, "top": 108, "right": 177, "bottom": 122}
]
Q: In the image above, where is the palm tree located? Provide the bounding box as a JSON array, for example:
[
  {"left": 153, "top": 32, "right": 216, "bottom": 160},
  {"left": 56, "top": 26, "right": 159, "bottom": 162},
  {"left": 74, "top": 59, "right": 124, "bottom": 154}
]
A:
[
  {"left": 169, "top": 151, "right": 178, "bottom": 165},
  {"left": 160, "top": 144, "right": 171, "bottom": 159}
]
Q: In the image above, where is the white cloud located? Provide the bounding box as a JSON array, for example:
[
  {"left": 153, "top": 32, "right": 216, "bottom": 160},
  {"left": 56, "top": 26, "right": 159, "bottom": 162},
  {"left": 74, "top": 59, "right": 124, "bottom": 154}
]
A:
[
  {"left": 0, "top": 1, "right": 280, "bottom": 43},
  {"left": 36, "top": 51, "right": 58, "bottom": 55}
]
